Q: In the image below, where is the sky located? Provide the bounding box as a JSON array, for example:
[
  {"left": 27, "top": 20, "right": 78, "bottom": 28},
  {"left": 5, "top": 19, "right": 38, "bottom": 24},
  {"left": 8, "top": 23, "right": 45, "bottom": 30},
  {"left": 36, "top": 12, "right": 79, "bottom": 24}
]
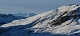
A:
[{"left": 0, "top": 0, "right": 80, "bottom": 14}]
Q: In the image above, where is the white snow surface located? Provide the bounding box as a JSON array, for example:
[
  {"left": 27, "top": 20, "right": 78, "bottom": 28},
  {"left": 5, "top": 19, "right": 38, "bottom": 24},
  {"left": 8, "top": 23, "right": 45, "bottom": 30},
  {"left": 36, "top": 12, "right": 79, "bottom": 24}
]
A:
[
  {"left": 0, "top": 13, "right": 36, "bottom": 26},
  {"left": 0, "top": 4, "right": 80, "bottom": 36}
]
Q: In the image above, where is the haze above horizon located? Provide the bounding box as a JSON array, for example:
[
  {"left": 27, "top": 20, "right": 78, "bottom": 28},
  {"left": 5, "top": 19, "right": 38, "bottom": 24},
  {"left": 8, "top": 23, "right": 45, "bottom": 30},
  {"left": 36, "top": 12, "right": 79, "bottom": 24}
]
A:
[{"left": 0, "top": 0, "right": 79, "bottom": 14}]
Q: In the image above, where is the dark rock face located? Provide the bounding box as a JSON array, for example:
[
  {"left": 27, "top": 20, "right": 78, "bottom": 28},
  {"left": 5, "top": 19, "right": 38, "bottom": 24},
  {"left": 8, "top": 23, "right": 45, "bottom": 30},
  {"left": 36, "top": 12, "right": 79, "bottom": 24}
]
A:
[{"left": 51, "top": 8, "right": 80, "bottom": 26}]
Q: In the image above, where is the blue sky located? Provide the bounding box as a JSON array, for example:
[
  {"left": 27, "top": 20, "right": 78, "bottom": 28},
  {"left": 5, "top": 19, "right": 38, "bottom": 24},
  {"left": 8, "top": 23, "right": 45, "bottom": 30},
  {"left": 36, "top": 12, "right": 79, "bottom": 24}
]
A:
[{"left": 0, "top": 0, "right": 80, "bottom": 14}]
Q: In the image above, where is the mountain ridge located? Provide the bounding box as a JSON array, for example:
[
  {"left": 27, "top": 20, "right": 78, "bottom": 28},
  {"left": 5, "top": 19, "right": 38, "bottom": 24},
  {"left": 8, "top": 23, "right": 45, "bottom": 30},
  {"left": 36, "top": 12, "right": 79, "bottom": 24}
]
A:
[
  {"left": 0, "top": 13, "right": 36, "bottom": 26},
  {"left": 0, "top": 4, "right": 80, "bottom": 36}
]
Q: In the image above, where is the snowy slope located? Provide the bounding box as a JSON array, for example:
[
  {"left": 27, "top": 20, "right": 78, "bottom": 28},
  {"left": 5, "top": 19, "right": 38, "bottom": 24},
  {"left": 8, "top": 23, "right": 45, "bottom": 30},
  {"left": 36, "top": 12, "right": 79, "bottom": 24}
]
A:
[
  {"left": 0, "top": 13, "right": 36, "bottom": 26},
  {"left": 0, "top": 4, "right": 80, "bottom": 36}
]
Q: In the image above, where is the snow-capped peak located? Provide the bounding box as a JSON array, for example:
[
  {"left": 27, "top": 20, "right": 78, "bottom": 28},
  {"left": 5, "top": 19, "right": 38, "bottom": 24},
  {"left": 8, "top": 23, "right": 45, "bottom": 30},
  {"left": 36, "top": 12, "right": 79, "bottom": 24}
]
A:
[{"left": 0, "top": 4, "right": 80, "bottom": 36}]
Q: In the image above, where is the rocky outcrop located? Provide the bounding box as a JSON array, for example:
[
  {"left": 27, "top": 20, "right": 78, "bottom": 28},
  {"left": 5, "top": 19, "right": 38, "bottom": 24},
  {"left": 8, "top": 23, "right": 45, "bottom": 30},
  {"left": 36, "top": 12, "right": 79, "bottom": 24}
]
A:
[{"left": 51, "top": 7, "right": 80, "bottom": 26}]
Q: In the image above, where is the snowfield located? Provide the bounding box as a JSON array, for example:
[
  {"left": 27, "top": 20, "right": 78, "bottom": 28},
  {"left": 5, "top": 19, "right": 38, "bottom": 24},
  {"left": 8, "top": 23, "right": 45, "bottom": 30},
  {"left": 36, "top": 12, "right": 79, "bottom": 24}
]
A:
[
  {"left": 0, "top": 4, "right": 80, "bottom": 36},
  {"left": 0, "top": 13, "right": 36, "bottom": 26}
]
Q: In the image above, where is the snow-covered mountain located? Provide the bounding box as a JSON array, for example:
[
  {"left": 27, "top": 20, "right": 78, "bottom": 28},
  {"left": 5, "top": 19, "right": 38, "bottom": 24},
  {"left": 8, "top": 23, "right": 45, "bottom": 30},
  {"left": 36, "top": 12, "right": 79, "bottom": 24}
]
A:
[
  {"left": 13, "top": 13, "right": 36, "bottom": 18},
  {"left": 0, "top": 13, "right": 36, "bottom": 26},
  {"left": 0, "top": 4, "right": 80, "bottom": 36}
]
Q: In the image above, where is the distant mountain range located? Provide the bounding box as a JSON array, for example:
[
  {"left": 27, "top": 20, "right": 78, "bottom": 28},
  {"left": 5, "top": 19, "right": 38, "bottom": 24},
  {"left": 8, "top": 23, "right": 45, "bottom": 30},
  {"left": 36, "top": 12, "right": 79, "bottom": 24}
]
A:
[
  {"left": 0, "top": 4, "right": 80, "bottom": 36},
  {"left": 0, "top": 13, "right": 36, "bottom": 26}
]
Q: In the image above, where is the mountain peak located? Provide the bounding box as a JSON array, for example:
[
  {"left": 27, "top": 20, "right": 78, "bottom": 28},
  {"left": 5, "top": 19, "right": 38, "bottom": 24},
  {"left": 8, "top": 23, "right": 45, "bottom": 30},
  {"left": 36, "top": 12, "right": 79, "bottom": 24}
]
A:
[
  {"left": 0, "top": 4, "right": 80, "bottom": 36},
  {"left": 68, "top": 4, "right": 79, "bottom": 6}
]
